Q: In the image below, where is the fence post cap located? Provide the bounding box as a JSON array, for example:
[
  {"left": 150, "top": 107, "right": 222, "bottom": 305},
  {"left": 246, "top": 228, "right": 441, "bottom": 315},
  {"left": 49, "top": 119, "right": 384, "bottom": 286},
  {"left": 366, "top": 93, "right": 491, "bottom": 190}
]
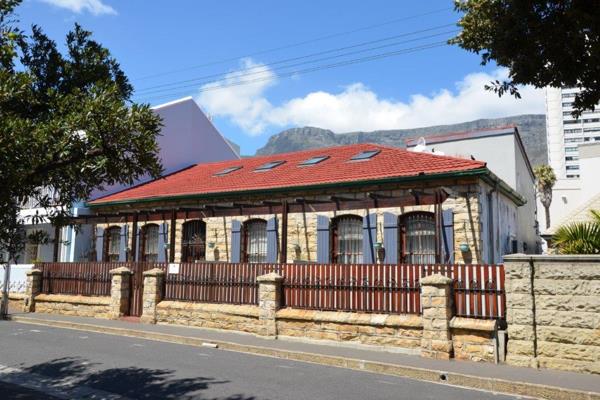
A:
[
  {"left": 421, "top": 273, "right": 453, "bottom": 286},
  {"left": 257, "top": 272, "right": 283, "bottom": 283},
  {"left": 109, "top": 266, "right": 133, "bottom": 275},
  {"left": 143, "top": 267, "right": 165, "bottom": 277},
  {"left": 26, "top": 269, "right": 42, "bottom": 276}
]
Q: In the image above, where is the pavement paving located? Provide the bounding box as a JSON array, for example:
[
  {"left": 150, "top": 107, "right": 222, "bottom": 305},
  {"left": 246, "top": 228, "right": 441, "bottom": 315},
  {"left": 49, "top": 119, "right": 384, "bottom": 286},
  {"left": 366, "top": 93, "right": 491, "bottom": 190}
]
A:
[{"left": 0, "top": 320, "right": 521, "bottom": 400}]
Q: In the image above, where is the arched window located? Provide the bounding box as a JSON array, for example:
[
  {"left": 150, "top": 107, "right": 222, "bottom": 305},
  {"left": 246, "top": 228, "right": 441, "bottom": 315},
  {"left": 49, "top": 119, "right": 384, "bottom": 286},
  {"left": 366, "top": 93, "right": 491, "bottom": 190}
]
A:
[
  {"left": 243, "top": 219, "right": 267, "bottom": 263},
  {"left": 181, "top": 220, "right": 206, "bottom": 262},
  {"left": 331, "top": 215, "right": 363, "bottom": 264},
  {"left": 103, "top": 226, "right": 121, "bottom": 262},
  {"left": 141, "top": 224, "right": 159, "bottom": 262},
  {"left": 400, "top": 212, "right": 436, "bottom": 264}
]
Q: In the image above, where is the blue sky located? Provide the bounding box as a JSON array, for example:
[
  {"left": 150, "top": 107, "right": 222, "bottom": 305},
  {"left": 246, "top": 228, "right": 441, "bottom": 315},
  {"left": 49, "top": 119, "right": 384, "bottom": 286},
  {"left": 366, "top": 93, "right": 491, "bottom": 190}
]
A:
[{"left": 17, "top": 0, "right": 545, "bottom": 155}]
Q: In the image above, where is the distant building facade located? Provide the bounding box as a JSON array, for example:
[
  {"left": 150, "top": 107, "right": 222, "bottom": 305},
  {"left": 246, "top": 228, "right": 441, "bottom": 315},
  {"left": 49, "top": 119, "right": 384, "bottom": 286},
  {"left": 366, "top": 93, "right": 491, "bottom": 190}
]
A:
[{"left": 406, "top": 126, "right": 540, "bottom": 258}]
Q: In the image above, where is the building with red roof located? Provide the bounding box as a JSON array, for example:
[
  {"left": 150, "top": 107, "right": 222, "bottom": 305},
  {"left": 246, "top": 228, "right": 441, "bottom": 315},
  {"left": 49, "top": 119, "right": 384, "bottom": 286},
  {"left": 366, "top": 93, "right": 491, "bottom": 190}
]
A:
[{"left": 84, "top": 142, "right": 532, "bottom": 267}]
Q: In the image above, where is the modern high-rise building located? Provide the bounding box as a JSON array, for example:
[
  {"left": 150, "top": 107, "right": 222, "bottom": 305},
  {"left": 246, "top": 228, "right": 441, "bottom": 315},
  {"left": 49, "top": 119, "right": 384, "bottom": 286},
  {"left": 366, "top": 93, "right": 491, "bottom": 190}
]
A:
[{"left": 546, "top": 87, "right": 600, "bottom": 179}]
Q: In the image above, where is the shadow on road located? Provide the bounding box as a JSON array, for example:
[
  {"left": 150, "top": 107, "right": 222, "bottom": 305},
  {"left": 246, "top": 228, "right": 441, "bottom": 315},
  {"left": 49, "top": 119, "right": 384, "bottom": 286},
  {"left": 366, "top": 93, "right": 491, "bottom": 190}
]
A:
[{"left": 8, "top": 356, "right": 260, "bottom": 400}]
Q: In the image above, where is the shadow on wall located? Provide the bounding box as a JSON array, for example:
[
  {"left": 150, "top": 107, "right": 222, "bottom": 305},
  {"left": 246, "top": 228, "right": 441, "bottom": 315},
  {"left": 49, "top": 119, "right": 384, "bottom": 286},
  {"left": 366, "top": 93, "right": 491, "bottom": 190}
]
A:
[{"left": 8, "top": 356, "right": 258, "bottom": 400}]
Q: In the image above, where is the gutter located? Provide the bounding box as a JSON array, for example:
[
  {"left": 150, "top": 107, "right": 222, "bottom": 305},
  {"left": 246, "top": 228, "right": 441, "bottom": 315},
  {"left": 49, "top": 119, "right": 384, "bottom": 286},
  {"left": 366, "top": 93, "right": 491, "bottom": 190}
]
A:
[{"left": 87, "top": 167, "right": 526, "bottom": 209}]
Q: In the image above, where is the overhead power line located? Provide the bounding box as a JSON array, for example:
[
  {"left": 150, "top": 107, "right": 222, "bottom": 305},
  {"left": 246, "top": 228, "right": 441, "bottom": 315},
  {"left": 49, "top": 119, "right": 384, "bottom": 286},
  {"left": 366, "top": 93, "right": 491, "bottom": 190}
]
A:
[
  {"left": 132, "top": 6, "right": 453, "bottom": 82},
  {"left": 135, "top": 24, "right": 458, "bottom": 95},
  {"left": 135, "top": 40, "right": 450, "bottom": 103}
]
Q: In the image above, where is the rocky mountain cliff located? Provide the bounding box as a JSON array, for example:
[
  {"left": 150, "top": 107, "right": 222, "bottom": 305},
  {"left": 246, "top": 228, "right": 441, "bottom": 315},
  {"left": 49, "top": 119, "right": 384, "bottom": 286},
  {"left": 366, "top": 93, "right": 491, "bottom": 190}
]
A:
[{"left": 255, "top": 114, "right": 547, "bottom": 167}]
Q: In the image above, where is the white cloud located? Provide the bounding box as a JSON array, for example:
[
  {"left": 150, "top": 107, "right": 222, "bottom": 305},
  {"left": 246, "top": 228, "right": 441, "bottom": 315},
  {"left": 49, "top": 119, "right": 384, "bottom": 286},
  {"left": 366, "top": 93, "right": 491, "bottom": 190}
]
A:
[
  {"left": 40, "top": 0, "right": 117, "bottom": 15},
  {"left": 196, "top": 61, "right": 545, "bottom": 136}
]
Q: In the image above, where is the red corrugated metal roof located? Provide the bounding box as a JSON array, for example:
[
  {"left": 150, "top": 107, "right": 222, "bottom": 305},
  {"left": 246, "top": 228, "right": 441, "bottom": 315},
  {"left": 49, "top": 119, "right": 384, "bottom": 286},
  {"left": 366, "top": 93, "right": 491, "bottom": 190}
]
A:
[{"left": 89, "top": 143, "right": 486, "bottom": 205}]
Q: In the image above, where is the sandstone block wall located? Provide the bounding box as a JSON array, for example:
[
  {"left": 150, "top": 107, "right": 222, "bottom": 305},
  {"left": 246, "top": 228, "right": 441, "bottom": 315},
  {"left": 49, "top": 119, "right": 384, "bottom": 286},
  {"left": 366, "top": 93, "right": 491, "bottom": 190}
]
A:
[
  {"left": 275, "top": 308, "right": 422, "bottom": 350},
  {"left": 450, "top": 317, "right": 497, "bottom": 363},
  {"left": 34, "top": 294, "right": 111, "bottom": 319},
  {"left": 504, "top": 255, "right": 600, "bottom": 375},
  {"left": 155, "top": 301, "right": 262, "bottom": 334},
  {"left": 0, "top": 293, "right": 27, "bottom": 312}
]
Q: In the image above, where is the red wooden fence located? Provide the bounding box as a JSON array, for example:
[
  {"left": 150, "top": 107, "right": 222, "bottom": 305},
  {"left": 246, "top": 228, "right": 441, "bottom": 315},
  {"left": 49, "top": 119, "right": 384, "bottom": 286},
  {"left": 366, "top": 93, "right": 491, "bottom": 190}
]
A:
[
  {"left": 38, "top": 262, "right": 115, "bottom": 296},
  {"left": 163, "top": 262, "right": 282, "bottom": 305}
]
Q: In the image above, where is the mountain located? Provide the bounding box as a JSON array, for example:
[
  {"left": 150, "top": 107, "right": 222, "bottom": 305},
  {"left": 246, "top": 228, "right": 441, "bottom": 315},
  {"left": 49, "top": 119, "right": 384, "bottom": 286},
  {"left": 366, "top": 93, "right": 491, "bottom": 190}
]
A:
[{"left": 255, "top": 114, "right": 547, "bottom": 167}]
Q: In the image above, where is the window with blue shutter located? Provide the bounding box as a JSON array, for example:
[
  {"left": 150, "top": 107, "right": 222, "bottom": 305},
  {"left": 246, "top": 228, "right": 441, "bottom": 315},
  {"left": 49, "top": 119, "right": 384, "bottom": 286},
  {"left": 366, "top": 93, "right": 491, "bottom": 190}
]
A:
[
  {"left": 95, "top": 227, "right": 104, "bottom": 262},
  {"left": 266, "top": 217, "right": 278, "bottom": 263},
  {"left": 230, "top": 220, "right": 242, "bottom": 263},
  {"left": 383, "top": 212, "right": 398, "bottom": 264},
  {"left": 442, "top": 209, "right": 454, "bottom": 264},
  {"left": 119, "top": 225, "right": 128, "bottom": 262},
  {"left": 316, "top": 215, "right": 330, "bottom": 263},
  {"left": 362, "top": 213, "right": 377, "bottom": 264},
  {"left": 157, "top": 222, "right": 168, "bottom": 262}
]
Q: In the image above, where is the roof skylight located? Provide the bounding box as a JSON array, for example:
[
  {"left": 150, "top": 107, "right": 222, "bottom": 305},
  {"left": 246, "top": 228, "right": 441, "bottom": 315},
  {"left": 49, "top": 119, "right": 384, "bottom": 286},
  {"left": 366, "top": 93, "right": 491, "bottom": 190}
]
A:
[
  {"left": 299, "top": 156, "right": 329, "bottom": 166},
  {"left": 214, "top": 166, "right": 242, "bottom": 176},
  {"left": 350, "top": 150, "right": 380, "bottom": 161},
  {"left": 255, "top": 160, "right": 285, "bottom": 171}
]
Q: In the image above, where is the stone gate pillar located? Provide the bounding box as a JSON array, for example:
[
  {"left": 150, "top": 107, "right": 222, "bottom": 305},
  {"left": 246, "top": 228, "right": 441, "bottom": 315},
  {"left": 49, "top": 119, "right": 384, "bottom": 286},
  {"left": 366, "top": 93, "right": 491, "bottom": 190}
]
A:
[
  {"left": 24, "top": 269, "right": 42, "bottom": 312},
  {"left": 257, "top": 273, "right": 283, "bottom": 337},
  {"left": 109, "top": 267, "right": 132, "bottom": 319},
  {"left": 141, "top": 268, "right": 165, "bottom": 324},
  {"left": 420, "top": 274, "right": 454, "bottom": 360}
]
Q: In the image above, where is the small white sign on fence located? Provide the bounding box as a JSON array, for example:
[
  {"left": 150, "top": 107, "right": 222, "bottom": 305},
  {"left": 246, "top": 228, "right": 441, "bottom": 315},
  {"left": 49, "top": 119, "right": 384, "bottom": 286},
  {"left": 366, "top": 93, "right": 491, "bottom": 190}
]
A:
[{"left": 168, "top": 263, "right": 180, "bottom": 274}]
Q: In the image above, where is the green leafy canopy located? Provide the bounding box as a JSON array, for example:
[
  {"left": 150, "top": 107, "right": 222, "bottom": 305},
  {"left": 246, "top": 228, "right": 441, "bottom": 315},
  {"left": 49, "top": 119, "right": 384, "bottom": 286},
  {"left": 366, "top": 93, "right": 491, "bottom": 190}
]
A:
[
  {"left": 553, "top": 210, "right": 600, "bottom": 254},
  {"left": 0, "top": 0, "right": 163, "bottom": 261},
  {"left": 452, "top": 0, "right": 600, "bottom": 118}
]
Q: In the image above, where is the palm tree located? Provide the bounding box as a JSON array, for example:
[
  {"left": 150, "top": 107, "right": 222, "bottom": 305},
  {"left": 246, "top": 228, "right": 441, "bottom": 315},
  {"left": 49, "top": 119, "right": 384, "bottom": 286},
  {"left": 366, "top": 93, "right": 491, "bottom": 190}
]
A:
[
  {"left": 553, "top": 210, "right": 600, "bottom": 254},
  {"left": 534, "top": 165, "right": 557, "bottom": 229}
]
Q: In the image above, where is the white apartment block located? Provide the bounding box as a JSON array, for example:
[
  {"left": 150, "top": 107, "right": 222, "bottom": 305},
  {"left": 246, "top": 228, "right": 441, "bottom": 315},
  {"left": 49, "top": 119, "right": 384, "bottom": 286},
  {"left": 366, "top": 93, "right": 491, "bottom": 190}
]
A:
[{"left": 546, "top": 87, "right": 600, "bottom": 179}]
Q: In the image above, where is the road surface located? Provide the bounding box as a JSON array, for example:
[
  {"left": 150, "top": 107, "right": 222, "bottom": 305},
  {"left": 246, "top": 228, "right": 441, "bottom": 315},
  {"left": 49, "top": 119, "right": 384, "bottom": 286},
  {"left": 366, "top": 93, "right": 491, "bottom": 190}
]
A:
[{"left": 0, "top": 320, "right": 522, "bottom": 400}]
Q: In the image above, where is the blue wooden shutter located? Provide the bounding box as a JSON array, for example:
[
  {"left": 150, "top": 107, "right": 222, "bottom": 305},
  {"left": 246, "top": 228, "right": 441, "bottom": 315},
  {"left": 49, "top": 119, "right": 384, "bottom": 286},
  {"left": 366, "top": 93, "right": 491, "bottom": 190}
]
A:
[
  {"left": 442, "top": 209, "right": 454, "bottom": 264},
  {"left": 316, "top": 215, "right": 330, "bottom": 263},
  {"left": 362, "top": 213, "right": 377, "bottom": 264},
  {"left": 266, "top": 217, "right": 278, "bottom": 263},
  {"left": 157, "top": 222, "right": 168, "bottom": 262},
  {"left": 230, "top": 220, "right": 242, "bottom": 263},
  {"left": 383, "top": 212, "right": 398, "bottom": 264},
  {"left": 118, "top": 225, "right": 128, "bottom": 262},
  {"left": 134, "top": 225, "right": 141, "bottom": 262},
  {"left": 95, "top": 227, "right": 104, "bottom": 262}
]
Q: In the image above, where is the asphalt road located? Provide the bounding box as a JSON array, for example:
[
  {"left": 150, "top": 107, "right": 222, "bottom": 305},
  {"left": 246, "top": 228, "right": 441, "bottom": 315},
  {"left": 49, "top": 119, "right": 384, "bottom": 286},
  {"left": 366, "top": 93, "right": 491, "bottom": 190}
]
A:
[{"left": 0, "top": 320, "right": 523, "bottom": 400}]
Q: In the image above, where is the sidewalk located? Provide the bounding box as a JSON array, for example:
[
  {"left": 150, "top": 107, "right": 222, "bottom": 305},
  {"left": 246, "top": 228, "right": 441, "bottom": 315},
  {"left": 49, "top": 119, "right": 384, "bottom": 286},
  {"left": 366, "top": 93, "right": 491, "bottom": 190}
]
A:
[{"left": 6, "top": 311, "right": 600, "bottom": 400}]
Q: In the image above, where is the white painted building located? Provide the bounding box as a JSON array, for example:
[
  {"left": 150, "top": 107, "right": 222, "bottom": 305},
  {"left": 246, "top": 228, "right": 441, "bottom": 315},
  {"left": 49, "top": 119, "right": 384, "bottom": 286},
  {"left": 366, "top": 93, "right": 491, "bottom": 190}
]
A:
[
  {"left": 10, "top": 97, "right": 240, "bottom": 265},
  {"left": 406, "top": 126, "right": 540, "bottom": 261}
]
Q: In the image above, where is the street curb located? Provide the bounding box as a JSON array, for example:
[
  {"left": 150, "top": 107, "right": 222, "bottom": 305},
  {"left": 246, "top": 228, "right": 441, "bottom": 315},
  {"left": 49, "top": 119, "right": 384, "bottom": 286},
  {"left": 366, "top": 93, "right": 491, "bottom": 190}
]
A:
[{"left": 8, "top": 315, "right": 599, "bottom": 400}]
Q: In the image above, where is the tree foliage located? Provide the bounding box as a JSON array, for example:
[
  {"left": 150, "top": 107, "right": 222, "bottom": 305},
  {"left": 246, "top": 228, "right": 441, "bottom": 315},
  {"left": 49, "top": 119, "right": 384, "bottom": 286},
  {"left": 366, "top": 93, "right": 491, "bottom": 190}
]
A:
[
  {"left": 0, "top": 0, "right": 162, "bottom": 261},
  {"left": 554, "top": 210, "right": 600, "bottom": 254},
  {"left": 452, "top": 0, "right": 600, "bottom": 117}
]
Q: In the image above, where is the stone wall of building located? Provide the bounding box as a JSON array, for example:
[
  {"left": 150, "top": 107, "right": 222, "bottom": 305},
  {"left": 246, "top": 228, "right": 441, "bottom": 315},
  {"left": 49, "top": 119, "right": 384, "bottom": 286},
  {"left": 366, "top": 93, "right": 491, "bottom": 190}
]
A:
[
  {"left": 275, "top": 308, "right": 422, "bottom": 350},
  {"left": 155, "top": 301, "right": 262, "bottom": 334},
  {"left": 34, "top": 294, "right": 111, "bottom": 318},
  {"left": 504, "top": 255, "right": 600, "bottom": 375},
  {"left": 97, "top": 182, "right": 484, "bottom": 264}
]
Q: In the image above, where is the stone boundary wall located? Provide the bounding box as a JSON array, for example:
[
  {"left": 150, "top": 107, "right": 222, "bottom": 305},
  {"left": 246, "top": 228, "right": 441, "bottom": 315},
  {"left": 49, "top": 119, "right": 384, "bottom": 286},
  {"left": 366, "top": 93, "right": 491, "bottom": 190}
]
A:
[
  {"left": 0, "top": 293, "right": 27, "bottom": 312},
  {"left": 504, "top": 255, "right": 600, "bottom": 375},
  {"left": 155, "top": 301, "right": 262, "bottom": 334},
  {"left": 450, "top": 317, "right": 497, "bottom": 363},
  {"left": 34, "top": 294, "right": 111, "bottom": 319},
  {"left": 276, "top": 308, "right": 422, "bottom": 351}
]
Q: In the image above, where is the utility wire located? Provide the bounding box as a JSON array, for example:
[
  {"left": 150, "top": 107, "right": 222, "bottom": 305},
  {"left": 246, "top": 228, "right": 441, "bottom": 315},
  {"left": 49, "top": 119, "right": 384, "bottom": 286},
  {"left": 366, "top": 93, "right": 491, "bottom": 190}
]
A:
[
  {"left": 132, "top": 6, "right": 453, "bottom": 82},
  {"left": 135, "top": 40, "right": 449, "bottom": 103},
  {"left": 135, "top": 23, "right": 458, "bottom": 95}
]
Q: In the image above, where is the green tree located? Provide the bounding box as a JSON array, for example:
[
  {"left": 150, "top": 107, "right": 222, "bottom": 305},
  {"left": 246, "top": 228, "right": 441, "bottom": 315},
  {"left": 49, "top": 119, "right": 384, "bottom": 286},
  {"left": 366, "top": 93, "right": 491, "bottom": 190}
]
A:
[
  {"left": 533, "top": 165, "right": 557, "bottom": 230},
  {"left": 553, "top": 210, "right": 600, "bottom": 254},
  {"left": 1, "top": 0, "right": 163, "bottom": 316},
  {"left": 452, "top": 0, "right": 600, "bottom": 117}
]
